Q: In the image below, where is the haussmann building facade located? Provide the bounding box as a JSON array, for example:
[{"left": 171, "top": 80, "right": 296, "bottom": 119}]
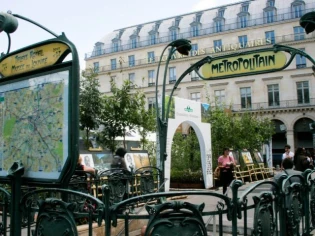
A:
[{"left": 85, "top": 0, "right": 315, "bottom": 165}]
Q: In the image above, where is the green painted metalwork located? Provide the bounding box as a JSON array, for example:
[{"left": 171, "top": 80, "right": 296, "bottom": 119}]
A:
[
  {"left": 98, "top": 169, "right": 132, "bottom": 205},
  {"left": 134, "top": 166, "right": 161, "bottom": 196},
  {"left": 144, "top": 201, "right": 207, "bottom": 236},
  {"left": 20, "top": 188, "right": 104, "bottom": 236}
]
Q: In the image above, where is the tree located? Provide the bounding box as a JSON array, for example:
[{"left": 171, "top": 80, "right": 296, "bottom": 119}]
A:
[
  {"left": 137, "top": 104, "right": 156, "bottom": 149},
  {"left": 171, "top": 128, "right": 201, "bottom": 172},
  {"left": 207, "top": 105, "right": 275, "bottom": 168},
  {"left": 97, "top": 79, "right": 145, "bottom": 152},
  {"left": 79, "top": 68, "right": 103, "bottom": 148}
]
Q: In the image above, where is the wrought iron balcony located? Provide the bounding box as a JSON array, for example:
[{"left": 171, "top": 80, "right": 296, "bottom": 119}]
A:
[
  {"left": 90, "top": 32, "right": 315, "bottom": 74},
  {"left": 230, "top": 98, "right": 315, "bottom": 112},
  {"left": 85, "top": 5, "right": 315, "bottom": 59}
]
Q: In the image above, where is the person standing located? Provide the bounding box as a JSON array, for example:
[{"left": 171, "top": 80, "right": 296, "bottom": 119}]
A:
[
  {"left": 111, "top": 147, "right": 128, "bottom": 170},
  {"left": 294, "top": 147, "right": 312, "bottom": 172},
  {"left": 218, "top": 147, "right": 235, "bottom": 194},
  {"left": 282, "top": 144, "right": 294, "bottom": 161}
]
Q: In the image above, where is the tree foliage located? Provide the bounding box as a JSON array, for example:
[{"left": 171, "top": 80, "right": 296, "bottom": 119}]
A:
[
  {"left": 171, "top": 128, "right": 201, "bottom": 172},
  {"left": 97, "top": 80, "right": 148, "bottom": 152},
  {"left": 79, "top": 68, "right": 103, "bottom": 148},
  {"left": 208, "top": 106, "right": 275, "bottom": 168}
]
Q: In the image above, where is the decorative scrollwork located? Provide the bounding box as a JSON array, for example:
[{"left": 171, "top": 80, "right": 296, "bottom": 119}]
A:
[
  {"left": 252, "top": 193, "right": 275, "bottom": 236},
  {"left": 144, "top": 201, "right": 207, "bottom": 236}
]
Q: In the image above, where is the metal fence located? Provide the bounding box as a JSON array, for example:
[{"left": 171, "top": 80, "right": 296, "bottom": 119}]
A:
[{"left": 0, "top": 168, "right": 314, "bottom": 235}]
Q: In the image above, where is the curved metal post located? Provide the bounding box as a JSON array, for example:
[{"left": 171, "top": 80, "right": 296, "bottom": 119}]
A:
[
  {"left": 154, "top": 39, "right": 191, "bottom": 191},
  {"left": 13, "top": 14, "right": 58, "bottom": 37}
]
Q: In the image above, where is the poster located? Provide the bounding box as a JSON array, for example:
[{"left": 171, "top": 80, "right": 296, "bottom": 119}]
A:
[
  {"left": 241, "top": 151, "right": 254, "bottom": 164},
  {"left": 80, "top": 154, "right": 94, "bottom": 168},
  {"left": 125, "top": 152, "right": 150, "bottom": 171},
  {"left": 229, "top": 150, "right": 240, "bottom": 166},
  {"left": 253, "top": 151, "right": 264, "bottom": 163}
]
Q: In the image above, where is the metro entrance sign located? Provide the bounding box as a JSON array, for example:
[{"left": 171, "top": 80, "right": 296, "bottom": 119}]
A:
[
  {"left": 198, "top": 44, "right": 315, "bottom": 80},
  {"left": 0, "top": 13, "right": 79, "bottom": 185}
]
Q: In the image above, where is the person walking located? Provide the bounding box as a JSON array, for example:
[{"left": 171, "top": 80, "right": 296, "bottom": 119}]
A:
[{"left": 218, "top": 147, "right": 235, "bottom": 194}]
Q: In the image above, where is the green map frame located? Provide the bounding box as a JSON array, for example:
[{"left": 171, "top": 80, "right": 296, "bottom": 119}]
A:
[
  {"left": 0, "top": 36, "right": 80, "bottom": 185},
  {"left": 0, "top": 68, "right": 69, "bottom": 179}
]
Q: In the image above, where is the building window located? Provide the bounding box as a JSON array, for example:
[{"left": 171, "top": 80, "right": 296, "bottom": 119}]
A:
[
  {"left": 150, "top": 34, "right": 156, "bottom": 45},
  {"left": 110, "top": 59, "right": 116, "bottom": 70},
  {"left": 292, "top": 3, "right": 304, "bottom": 18},
  {"left": 148, "top": 70, "right": 155, "bottom": 86},
  {"left": 112, "top": 41, "right": 119, "bottom": 53},
  {"left": 148, "top": 97, "right": 156, "bottom": 110},
  {"left": 93, "top": 62, "right": 99, "bottom": 73},
  {"left": 191, "top": 70, "right": 200, "bottom": 81},
  {"left": 191, "top": 92, "right": 201, "bottom": 102},
  {"left": 267, "top": 0, "right": 275, "bottom": 7},
  {"left": 191, "top": 44, "right": 198, "bottom": 56},
  {"left": 94, "top": 44, "right": 102, "bottom": 56},
  {"left": 238, "top": 35, "right": 248, "bottom": 48},
  {"left": 265, "top": 9, "right": 275, "bottom": 23},
  {"left": 296, "top": 48, "right": 306, "bottom": 68},
  {"left": 267, "top": 84, "right": 279, "bottom": 107},
  {"left": 170, "top": 29, "right": 177, "bottom": 41},
  {"left": 191, "top": 24, "right": 199, "bottom": 37},
  {"left": 214, "top": 39, "right": 222, "bottom": 52},
  {"left": 215, "top": 20, "right": 223, "bottom": 32},
  {"left": 129, "top": 73, "right": 135, "bottom": 85},
  {"left": 169, "top": 67, "right": 176, "bottom": 84},
  {"left": 148, "top": 51, "right": 155, "bottom": 63},
  {"left": 239, "top": 15, "right": 248, "bottom": 28},
  {"left": 240, "top": 87, "right": 252, "bottom": 109},
  {"left": 215, "top": 90, "right": 225, "bottom": 105},
  {"left": 294, "top": 26, "right": 304, "bottom": 41},
  {"left": 131, "top": 37, "right": 137, "bottom": 49},
  {"left": 218, "top": 9, "right": 225, "bottom": 17},
  {"left": 241, "top": 5, "right": 249, "bottom": 12},
  {"left": 265, "top": 30, "right": 275, "bottom": 44},
  {"left": 128, "top": 55, "right": 135, "bottom": 67},
  {"left": 296, "top": 81, "right": 309, "bottom": 104}
]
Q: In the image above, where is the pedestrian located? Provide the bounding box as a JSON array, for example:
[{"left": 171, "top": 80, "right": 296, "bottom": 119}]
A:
[
  {"left": 111, "top": 147, "right": 128, "bottom": 170},
  {"left": 282, "top": 144, "right": 294, "bottom": 161},
  {"left": 273, "top": 157, "right": 302, "bottom": 236},
  {"left": 294, "top": 147, "right": 312, "bottom": 172},
  {"left": 218, "top": 147, "right": 235, "bottom": 194},
  {"left": 274, "top": 157, "right": 302, "bottom": 186}
]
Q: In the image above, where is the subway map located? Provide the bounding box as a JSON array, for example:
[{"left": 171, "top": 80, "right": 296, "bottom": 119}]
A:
[{"left": 0, "top": 71, "right": 69, "bottom": 178}]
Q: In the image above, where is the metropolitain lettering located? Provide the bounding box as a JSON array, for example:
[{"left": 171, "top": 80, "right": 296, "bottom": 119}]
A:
[{"left": 211, "top": 54, "right": 275, "bottom": 74}]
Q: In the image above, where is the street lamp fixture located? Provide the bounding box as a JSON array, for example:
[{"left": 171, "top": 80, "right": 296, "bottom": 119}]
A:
[
  {"left": 155, "top": 39, "right": 191, "bottom": 189},
  {"left": 154, "top": 39, "right": 214, "bottom": 191},
  {"left": 300, "top": 12, "right": 315, "bottom": 34}
]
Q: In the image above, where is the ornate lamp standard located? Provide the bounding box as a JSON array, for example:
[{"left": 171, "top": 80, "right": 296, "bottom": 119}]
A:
[
  {"left": 300, "top": 12, "right": 315, "bottom": 149},
  {"left": 154, "top": 39, "right": 212, "bottom": 190}
]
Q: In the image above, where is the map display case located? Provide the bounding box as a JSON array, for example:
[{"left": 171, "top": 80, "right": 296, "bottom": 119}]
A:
[{"left": 0, "top": 36, "right": 79, "bottom": 185}]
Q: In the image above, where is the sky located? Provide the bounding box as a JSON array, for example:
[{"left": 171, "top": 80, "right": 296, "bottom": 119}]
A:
[{"left": 0, "top": 0, "right": 235, "bottom": 70}]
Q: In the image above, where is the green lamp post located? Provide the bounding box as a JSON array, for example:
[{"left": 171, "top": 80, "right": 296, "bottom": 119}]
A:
[
  {"left": 154, "top": 39, "right": 214, "bottom": 191},
  {"left": 155, "top": 39, "right": 191, "bottom": 190}
]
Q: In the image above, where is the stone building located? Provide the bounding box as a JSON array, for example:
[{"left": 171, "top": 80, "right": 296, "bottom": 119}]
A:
[{"left": 85, "top": 0, "right": 315, "bottom": 164}]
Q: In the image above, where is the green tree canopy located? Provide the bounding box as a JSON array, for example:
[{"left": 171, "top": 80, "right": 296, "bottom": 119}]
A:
[
  {"left": 97, "top": 80, "right": 148, "bottom": 152},
  {"left": 79, "top": 68, "right": 103, "bottom": 148}
]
